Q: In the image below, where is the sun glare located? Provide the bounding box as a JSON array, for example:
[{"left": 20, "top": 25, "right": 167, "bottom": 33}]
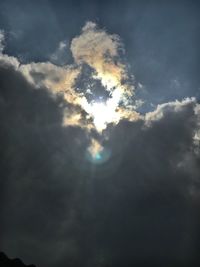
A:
[{"left": 89, "top": 101, "right": 119, "bottom": 132}]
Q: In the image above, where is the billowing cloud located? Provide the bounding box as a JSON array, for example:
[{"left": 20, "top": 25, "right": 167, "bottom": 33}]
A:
[
  {"left": 0, "top": 22, "right": 138, "bottom": 138},
  {"left": 144, "top": 97, "right": 196, "bottom": 125},
  {"left": 0, "top": 21, "right": 199, "bottom": 160},
  {"left": 71, "top": 21, "right": 133, "bottom": 94},
  {"left": 0, "top": 60, "right": 200, "bottom": 267},
  {"left": 0, "top": 22, "right": 142, "bottom": 158}
]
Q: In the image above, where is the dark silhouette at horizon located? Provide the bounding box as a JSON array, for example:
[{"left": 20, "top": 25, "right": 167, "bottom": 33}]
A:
[{"left": 0, "top": 252, "right": 36, "bottom": 267}]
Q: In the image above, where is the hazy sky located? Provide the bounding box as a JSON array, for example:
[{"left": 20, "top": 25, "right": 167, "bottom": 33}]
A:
[{"left": 0, "top": 1, "right": 200, "bottom": 267}]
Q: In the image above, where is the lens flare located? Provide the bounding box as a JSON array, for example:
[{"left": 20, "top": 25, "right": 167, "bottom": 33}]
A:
[{"left": 86, "top": 142, "right": 111, "bottom": 164}]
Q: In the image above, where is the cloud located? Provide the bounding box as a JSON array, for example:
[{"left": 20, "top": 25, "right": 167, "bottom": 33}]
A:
[
  {"left": 0, "top": 30, "right": 5, "bottom": 53},
  {"left": 1, "top": 64, "right": 199, "bottom": 266},
  {"left": 0, "top": 22, "right": 142, "bottom": 158},
  {"left": 194, "top": 103, "right": 200, "bottom": 145},
  {"left": 0, "top": 22, "right": 199, "bottom": 158},
  {"left": 71, "top": 21, "right": 132, "bottom": 94},
  {"left": 0, "top": 61, "right": 90, "bottom": 266},
  {"left": 0, "top": 21, "right": 200, "bottom": 267},
  {"left": 0, "top": 22, "right": 137, "bottom": 138},
  {"left": 145, "top": 97, "right": 196, "bottom": 125},
  {"left": 0, "top": 31, "right": 20, "bottom": 69},
  {"left": 50, "top": 40, "right": 69, "bottom": 65}
]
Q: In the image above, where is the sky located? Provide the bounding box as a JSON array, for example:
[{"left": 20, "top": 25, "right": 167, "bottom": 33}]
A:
[{"left": 0, "top": 0, "right": 200, "bottom": 267}]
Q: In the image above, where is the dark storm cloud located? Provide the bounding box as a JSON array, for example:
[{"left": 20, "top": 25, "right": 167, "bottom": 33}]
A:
[
  {"left": 0, "top": 60, "right": 200, "bottom": 267},
  {"left": 0, "top": 62, "right": 90, "bottom": 266},
  {"left": 87, "top": 101, "right": 200, "bottom": 267}
]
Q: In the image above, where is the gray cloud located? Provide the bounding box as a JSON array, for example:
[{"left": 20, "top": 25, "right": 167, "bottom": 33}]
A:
[{"left": 0, "top": 60, "right": 200, "bottom": 267}]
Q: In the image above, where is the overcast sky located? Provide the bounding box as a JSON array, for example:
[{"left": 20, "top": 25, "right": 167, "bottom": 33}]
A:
[{"left": 0, "top": 1, "right": 200, "bottom": 267}]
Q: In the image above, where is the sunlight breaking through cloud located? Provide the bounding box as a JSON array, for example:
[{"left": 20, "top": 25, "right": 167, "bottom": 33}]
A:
[{"left": 0, "top": 22, "right": 199, "bottom": 162}]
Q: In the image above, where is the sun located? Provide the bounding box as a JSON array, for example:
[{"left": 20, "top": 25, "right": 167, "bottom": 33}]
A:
[
  {"left": 89, "top": 101, "right": 120, "bottom": 132},
  {"left": 90, "top": 102, "right": 110, "bottom": 132}
]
